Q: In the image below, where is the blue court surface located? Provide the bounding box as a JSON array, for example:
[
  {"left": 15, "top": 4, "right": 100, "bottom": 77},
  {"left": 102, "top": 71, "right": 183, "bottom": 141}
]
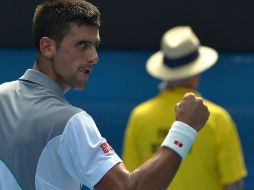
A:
[{"left": 0, "top": 48, "right": 253, "bottom": 189}]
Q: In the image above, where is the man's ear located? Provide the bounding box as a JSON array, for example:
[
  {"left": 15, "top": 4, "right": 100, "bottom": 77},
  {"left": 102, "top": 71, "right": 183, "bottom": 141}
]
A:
[{"left": 39, "top": 37, "right": 56, "bottom": 58}]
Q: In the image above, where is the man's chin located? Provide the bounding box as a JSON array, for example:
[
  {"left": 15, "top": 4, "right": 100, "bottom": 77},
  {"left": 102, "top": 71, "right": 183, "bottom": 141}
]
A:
[
  {"left": 73, "top": 84, "right": 87, "bottom": 91},
  {"left": 69, "top": 80, "right": 88, "bottom": 91}
]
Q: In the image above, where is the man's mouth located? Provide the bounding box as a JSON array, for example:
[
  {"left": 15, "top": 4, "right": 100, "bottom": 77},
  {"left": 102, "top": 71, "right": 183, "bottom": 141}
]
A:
[{"left": 79, "top": 67, "right": 91, "bottom": 74}]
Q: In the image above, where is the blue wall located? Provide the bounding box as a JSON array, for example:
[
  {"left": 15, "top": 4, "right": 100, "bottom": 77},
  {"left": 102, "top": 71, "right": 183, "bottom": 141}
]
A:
[{"left": 0, "top": 48, "right": 253, "bottom": 189}]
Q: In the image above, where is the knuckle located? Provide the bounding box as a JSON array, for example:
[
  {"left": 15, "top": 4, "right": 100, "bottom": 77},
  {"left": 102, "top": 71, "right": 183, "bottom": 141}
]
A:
[
  {"left": 183, "top": 92, "right": 195, "bottom": 100},
  {"left": 196, "top": 97, "right": 204, "bottom": 104}
]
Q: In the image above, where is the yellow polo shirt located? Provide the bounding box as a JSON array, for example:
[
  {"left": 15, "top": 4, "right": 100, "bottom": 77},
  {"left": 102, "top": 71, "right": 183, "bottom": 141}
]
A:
[{"left": 123, "top": 87, "right": 247, "bottom": 190}]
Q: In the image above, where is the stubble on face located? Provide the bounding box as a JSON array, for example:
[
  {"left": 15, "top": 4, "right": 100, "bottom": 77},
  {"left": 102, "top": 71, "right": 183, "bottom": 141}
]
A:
[{"left": 52, "top": 24, "right": 100, "bottom": 91}]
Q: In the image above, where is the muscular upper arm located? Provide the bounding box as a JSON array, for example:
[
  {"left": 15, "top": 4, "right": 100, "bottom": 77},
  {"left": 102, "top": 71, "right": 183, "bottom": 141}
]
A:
[
  {"left": 94, "top": 147, "right": 181, "bottom": 190},
  {"left": 94, "top": 163, "right": 132, "bottom": 190}
]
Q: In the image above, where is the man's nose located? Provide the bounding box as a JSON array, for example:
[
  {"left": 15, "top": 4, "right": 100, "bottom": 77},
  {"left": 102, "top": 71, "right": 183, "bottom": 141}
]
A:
[{"left": 87, "top": 46, "right": 99, "bottom": 65}]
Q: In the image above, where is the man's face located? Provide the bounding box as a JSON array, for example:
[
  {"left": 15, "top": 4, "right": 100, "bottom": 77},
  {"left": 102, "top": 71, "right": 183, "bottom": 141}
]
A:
[{"left": 52, "top": 24, "right": 100, "bottom": 90}]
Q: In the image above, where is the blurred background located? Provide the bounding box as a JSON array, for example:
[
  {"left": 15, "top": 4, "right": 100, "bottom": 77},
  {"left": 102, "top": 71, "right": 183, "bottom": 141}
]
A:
[{"left": 0, "top": 0, "right": 253, "bottom": 189}]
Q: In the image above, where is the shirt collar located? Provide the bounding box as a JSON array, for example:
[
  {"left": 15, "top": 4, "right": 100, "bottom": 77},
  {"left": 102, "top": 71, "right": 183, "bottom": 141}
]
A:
[
  {"left": 19, "top": 69, "right": 65, "bottom": 99},
  {"left": 160, "top": 86, "right": 202, "bottom": 97}
]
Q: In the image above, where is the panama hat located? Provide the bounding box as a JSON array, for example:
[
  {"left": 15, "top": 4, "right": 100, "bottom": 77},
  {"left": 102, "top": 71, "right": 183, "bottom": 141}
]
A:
[{"left": 146, "top": 26, "right": 218, "bottom": 81}]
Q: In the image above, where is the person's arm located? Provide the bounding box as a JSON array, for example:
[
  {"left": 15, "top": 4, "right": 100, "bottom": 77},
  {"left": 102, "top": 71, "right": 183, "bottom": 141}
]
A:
[
  {"left": 95, "top": 93, "right": 209, "bottom": 190},
  {"left": 224, "top": 180, "right": 244, "bottom": 190},
  {"left": 95, "top": 147, "right": 180, "bottom": 190},
  {"left": 216, "top": 110, "right": 247, "bottom": 190}
]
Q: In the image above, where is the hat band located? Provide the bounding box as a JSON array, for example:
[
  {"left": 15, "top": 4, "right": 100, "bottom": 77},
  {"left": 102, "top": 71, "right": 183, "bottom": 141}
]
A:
[{"left": 163, "top": 50, "right": 199, "bottom": 68}]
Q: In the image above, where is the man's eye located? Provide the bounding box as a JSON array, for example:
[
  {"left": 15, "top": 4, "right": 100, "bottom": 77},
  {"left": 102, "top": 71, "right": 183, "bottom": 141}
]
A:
[
  {"left": 77, "top": 41, "right": 99, "bottom": 49},
  {"left": 77, "top": 41, "right": 89, "bottom": 48}
]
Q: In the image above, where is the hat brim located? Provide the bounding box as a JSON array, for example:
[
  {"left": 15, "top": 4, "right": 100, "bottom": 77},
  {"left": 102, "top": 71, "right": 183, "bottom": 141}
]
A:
[{"left": 146, "top": 46, "right": 218, "bottom": 81}]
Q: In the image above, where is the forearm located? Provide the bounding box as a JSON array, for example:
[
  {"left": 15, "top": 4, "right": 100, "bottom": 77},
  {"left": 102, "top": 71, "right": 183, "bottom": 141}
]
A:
[
  {"left": 129, "top": 146, "right": 181, "bottom": 190},
  {"left": 95, "top": 147, "right": 181, "bottom": 190}
]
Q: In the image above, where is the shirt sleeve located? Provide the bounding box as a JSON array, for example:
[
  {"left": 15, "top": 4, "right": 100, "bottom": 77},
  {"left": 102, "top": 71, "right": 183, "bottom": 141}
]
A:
[
  {"left": 0, "top": 160, "right": 22, "bottom": 190},
  {"left": 216, "top": 112, "right": 247, "bottom": 184},
  {"left": 57, "top": 111, "right": 122, "bottom": 189}
]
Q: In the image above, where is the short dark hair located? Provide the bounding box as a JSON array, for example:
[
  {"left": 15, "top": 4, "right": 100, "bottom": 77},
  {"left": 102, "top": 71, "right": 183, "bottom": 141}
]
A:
[{"left": 32, "top": 0, "right": 101, "bottom": 50}]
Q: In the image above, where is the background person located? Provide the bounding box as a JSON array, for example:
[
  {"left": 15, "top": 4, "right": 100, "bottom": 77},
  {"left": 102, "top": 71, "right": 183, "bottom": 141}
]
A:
[{"left": 123, "top": 26, "right": 247, "bottom": 190}]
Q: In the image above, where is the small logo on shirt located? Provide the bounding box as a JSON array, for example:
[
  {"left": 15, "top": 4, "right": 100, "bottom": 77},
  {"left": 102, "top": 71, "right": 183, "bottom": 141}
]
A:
[
  {"left": 174, "top": 140, "right": 183, "bottom": 148},
  {"left": 100, "top": 142, "right": 113, "bottom": 153}
]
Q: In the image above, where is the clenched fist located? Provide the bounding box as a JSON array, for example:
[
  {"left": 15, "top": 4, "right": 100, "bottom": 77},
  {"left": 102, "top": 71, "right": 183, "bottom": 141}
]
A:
[{"left": 175, "top": 93, "right": 210, "bottom": 132}]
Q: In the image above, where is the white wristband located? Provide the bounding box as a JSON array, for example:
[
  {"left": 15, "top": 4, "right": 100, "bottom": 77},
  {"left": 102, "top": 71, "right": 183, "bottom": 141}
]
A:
[{"left": 161, "top": 121, "right": 197, "bottom": 159}]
